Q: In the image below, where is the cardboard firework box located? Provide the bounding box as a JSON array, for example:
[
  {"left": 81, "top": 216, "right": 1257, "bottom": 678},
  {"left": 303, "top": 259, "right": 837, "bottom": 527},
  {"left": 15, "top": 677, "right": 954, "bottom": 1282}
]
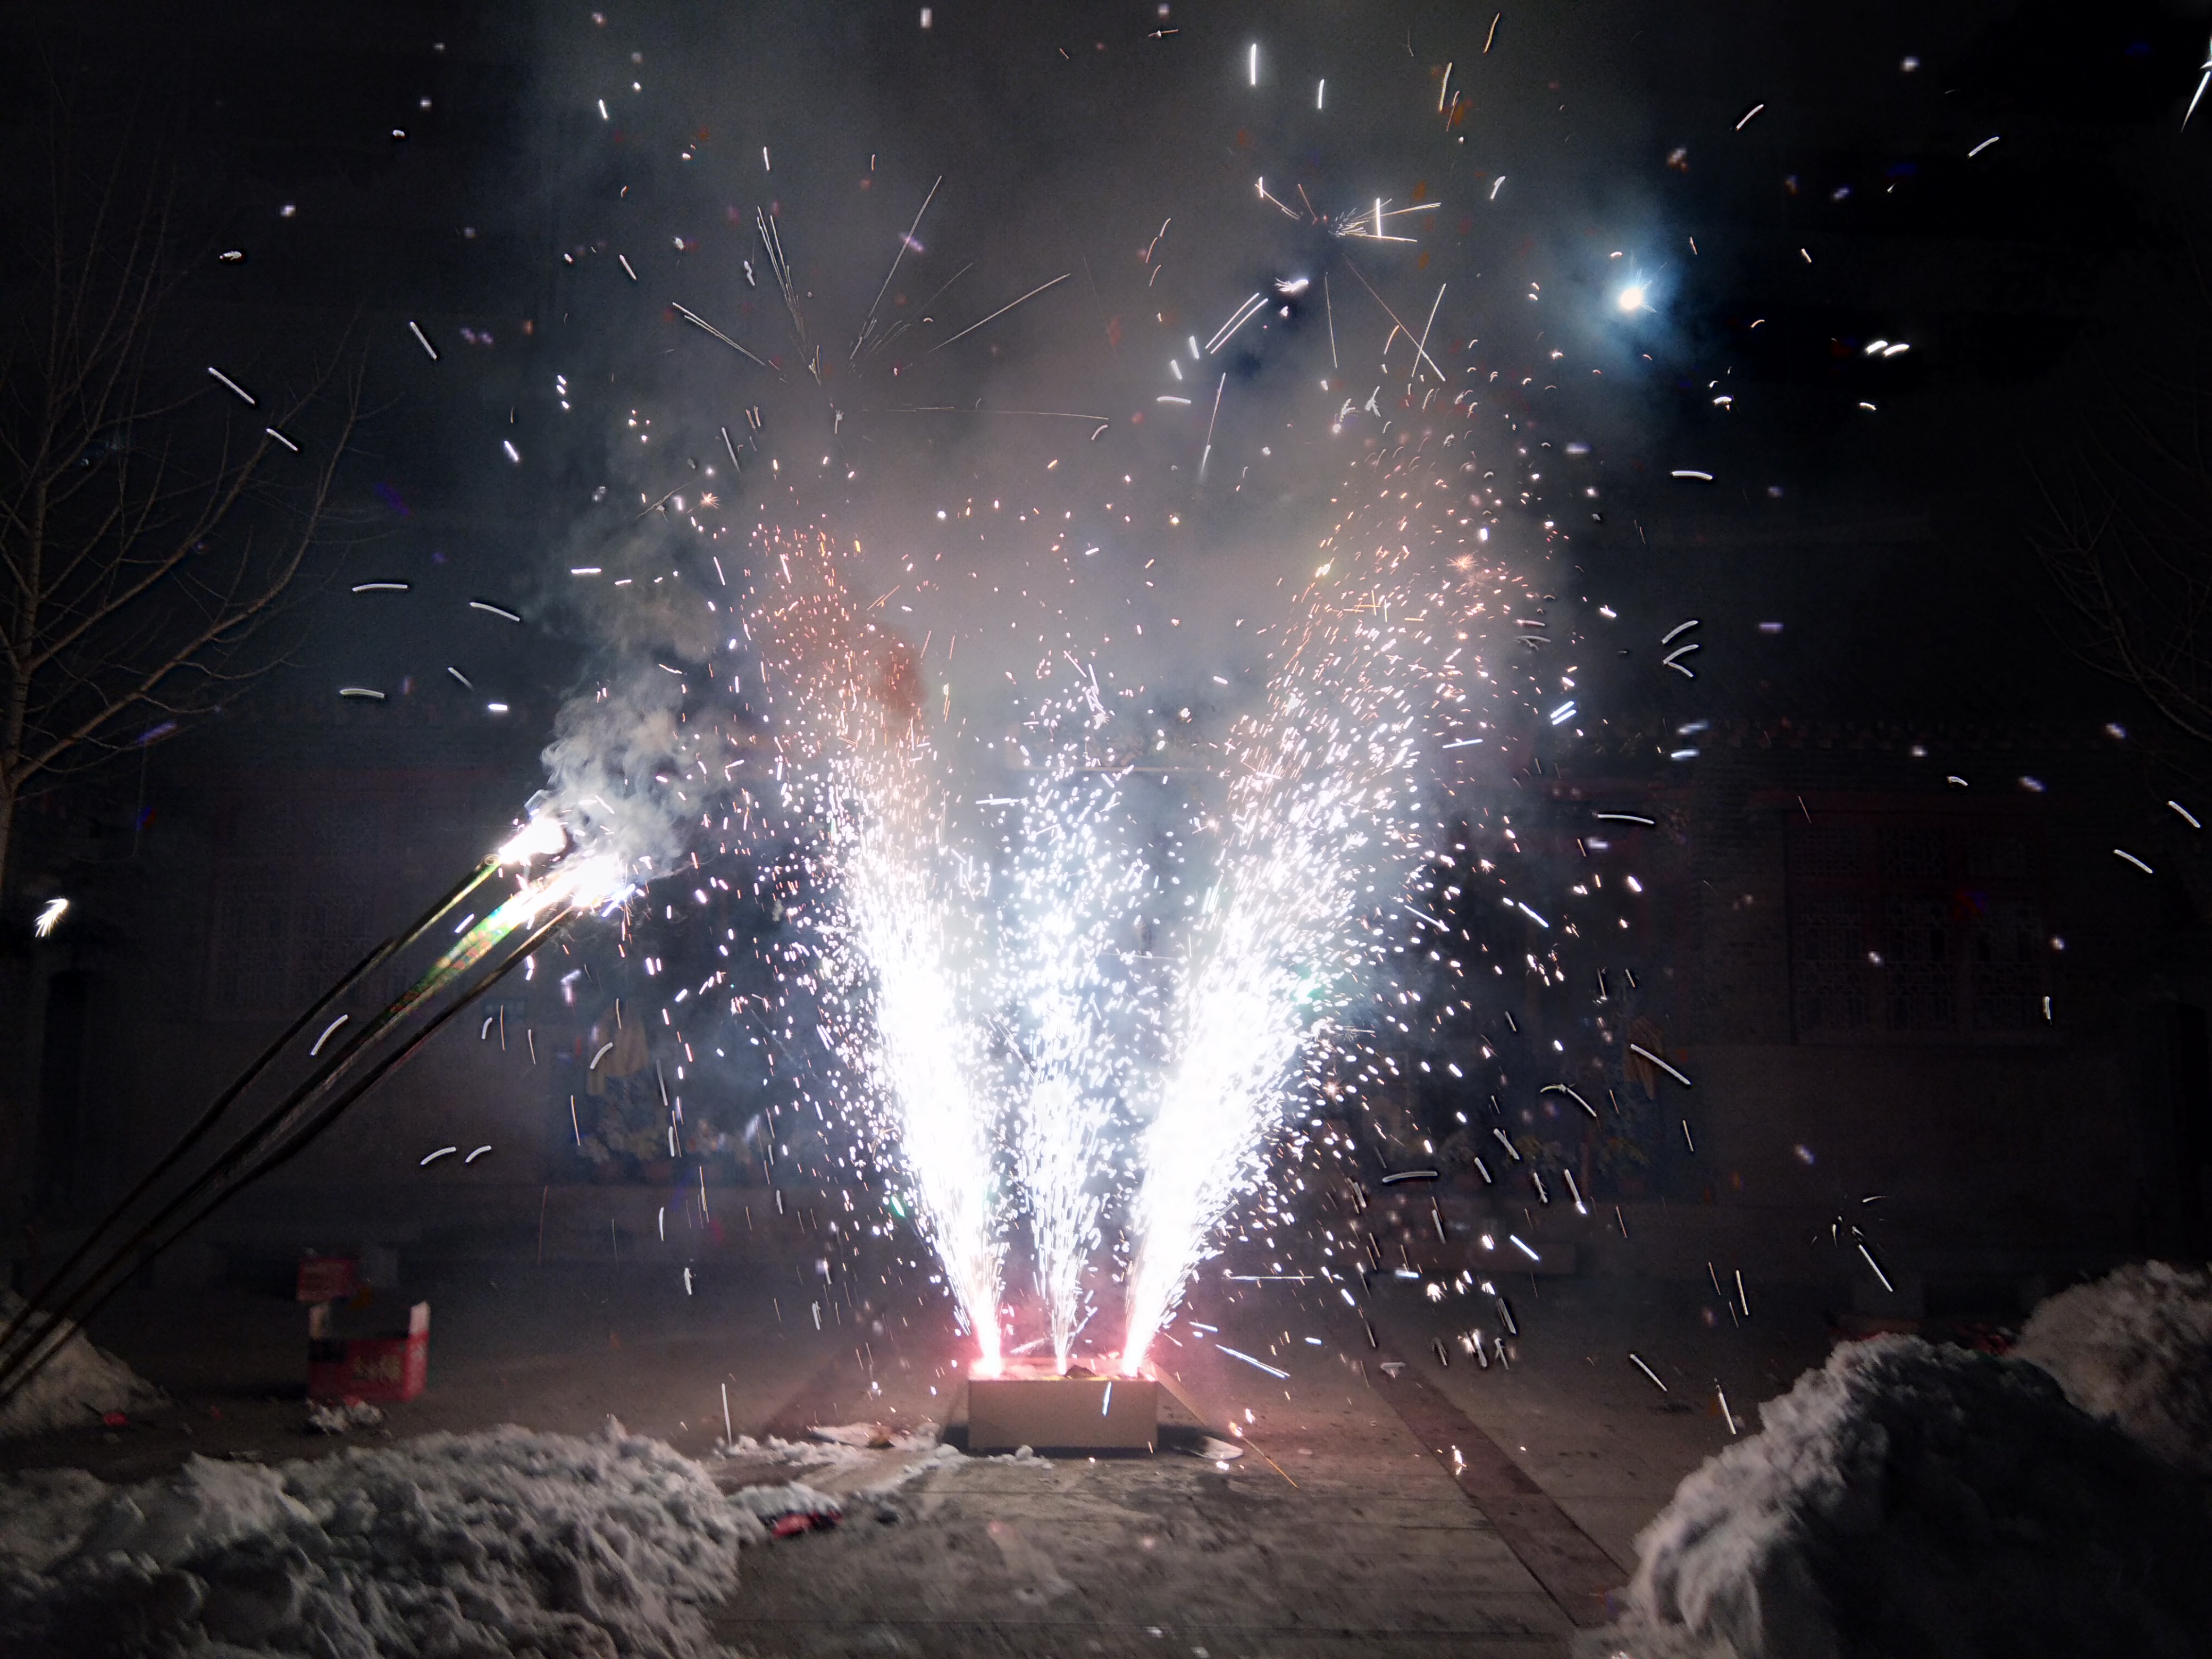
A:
[
  {"left": 966, "top": 1371, "right": 1158, "bottom": 1453},
  {"left": 307, "top": 1300, "right": 429, "bottom": 1402}
]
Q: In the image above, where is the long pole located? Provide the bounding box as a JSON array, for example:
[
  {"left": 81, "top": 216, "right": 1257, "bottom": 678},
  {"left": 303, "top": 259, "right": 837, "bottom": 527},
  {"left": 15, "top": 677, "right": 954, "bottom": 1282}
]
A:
[
  {"left": 0, "top": 875, "right": 544, "bottom": 1408},
  {"left": 0, "top": 859, "right": 498, "bottom": 1373}
]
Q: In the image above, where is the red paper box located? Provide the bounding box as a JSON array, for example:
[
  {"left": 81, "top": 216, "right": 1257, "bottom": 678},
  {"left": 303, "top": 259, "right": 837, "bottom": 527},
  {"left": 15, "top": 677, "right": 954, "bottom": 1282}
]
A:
[{"left": 308, "top": 1301, "right": 428, "bottom": 1401}]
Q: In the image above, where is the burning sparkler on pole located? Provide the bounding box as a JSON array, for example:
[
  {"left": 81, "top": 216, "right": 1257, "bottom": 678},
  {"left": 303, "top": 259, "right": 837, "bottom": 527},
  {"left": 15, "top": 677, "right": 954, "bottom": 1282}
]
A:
[{"left": 0, "top": 824, "right": 633, "bottom": 1413}]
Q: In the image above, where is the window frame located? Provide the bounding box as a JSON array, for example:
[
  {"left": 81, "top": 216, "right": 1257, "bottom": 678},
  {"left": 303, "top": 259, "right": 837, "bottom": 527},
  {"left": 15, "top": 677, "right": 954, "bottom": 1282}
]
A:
[{"left": 1782, "top": 802, "right": 2056, "bottom": 1046}]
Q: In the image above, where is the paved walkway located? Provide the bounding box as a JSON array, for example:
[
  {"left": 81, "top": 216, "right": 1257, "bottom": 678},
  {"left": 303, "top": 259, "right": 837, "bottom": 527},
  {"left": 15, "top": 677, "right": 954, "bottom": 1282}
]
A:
[{"left": 721, "top": 1354, "right": 1573, "bottom": 1659}]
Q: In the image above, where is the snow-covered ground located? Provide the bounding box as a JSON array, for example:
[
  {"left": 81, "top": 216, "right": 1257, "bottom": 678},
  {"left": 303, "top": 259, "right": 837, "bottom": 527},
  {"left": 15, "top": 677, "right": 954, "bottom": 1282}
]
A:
[
  {"left": 2014, "top": 1259, "right": 2212, "bottom": 1477},
  {"left": 0, "top": 1291, "right": 164, "bottom": 1438},
  {"left": 1578, "top": 1331, "right": 2212, "bottom": 1659},
  {"left": 0, "top": 1418, "right": 914, "bottom": 1658}
]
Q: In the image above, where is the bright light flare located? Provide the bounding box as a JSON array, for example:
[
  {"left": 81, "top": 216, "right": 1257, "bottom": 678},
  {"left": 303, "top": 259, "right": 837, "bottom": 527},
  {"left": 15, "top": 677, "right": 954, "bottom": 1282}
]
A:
[
  {"left": 1616, "top": 284, "right": 1648, "bottom": 313},
  {"left": 497, "top": 815, "right": 569, "bottom": 865},
  {"left": 33, "top": 897, "right": 68, "bottom": 937},
  {"left": 408, "top": 851, "right": 633, "bottom": 1011}
]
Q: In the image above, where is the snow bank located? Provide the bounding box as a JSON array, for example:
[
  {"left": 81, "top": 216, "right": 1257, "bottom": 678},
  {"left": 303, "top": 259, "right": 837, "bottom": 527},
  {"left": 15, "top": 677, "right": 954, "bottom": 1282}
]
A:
[
  {"left": 304, "top": 1399, "right": 385, "bottom": 1436},
  {"left": 2014, "top": 1260, "right": 2212, "bottom": 1477},
  {"left": 0, "top": 1419, "right": 840, "bottom": 1658},
  {"left": 1588, "top": 1335, "right": 2212, "bottom": 1659},
  {"left": 0, "top": 1291, "right": 164, "bottom": 1438}
]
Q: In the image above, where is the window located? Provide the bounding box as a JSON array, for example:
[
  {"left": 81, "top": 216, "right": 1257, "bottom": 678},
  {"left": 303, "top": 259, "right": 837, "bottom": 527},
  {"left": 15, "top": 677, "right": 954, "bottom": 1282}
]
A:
[
  {"left": 1791, "top": 894, "right": 1869, "bottom": 1033},
  {"left": 208, "top": 878, "right": 293, "bottom": 1017},
  {"left": 206, "top": 795, "right": 394, "bottom": 1018},
  {"left": 1787, "top": 815, "right": 2050, "bottom": 1043},
  {"left": 207, "top": 874, "right": 383, "bottom": 1019}
]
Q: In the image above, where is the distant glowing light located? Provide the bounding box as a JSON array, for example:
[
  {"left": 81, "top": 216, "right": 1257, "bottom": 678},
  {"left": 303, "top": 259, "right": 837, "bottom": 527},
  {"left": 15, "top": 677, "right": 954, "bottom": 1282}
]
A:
[
  {"left": 33, "top": 898, "right": 68, "bottom": 937},
  {"left": 1616, "top": 284, "right": 1648, "bottom": 313}
]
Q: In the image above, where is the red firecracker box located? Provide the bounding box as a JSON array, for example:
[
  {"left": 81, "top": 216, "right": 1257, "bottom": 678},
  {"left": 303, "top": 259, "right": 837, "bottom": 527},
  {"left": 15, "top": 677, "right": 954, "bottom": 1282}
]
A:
[
  {"left": 296, "top": 1253, "right": 359, "bottom": 1303},
  {"left": 308, "top": 1300, "right": 428, "bottom": 1401}
]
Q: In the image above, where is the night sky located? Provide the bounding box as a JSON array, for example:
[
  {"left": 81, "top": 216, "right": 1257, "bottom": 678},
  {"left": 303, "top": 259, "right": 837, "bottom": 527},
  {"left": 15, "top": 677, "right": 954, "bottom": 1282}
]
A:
[{"left": 10, "top": 0, "right": 2207, "bottom": 776}]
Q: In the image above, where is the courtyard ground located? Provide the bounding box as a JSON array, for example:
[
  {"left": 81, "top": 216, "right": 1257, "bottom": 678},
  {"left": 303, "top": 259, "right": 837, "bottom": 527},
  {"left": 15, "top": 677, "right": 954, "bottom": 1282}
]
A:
[{"left": 0, "top": 1230, "right": 1841, "bottom": 1659}]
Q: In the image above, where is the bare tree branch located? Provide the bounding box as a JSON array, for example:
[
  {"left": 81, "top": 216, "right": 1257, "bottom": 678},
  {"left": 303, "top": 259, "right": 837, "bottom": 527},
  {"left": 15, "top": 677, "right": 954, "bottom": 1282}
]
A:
[{"left": 0, "top": 111, "right": 359, "bottom": 906}]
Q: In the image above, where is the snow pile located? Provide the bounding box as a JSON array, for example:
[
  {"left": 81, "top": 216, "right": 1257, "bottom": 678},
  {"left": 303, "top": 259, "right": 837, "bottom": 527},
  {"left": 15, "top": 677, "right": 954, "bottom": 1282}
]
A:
[
  {"left": 1588, "top": 1335, "right": 2212, "bottom": 1659},
  {"left": 2014, "top": 1260, "right": 2212, "bottom": 1478},
  {"left": 0, "top": 1419, "right": 839, "bottom": 1658},
  {"left": 0, "top": 1290, "right": 164, "bottom": 1437},
  {"left": 715, "top": 1420, "right": 968, "bottom": 1507},
  {"left": 0, "top": 1468, "right": 110, "bottom": 1574},
  {"left": 728, "top": 1479, "right": 842, "bottom": 1522},
  {"left": 304, "top": 1400, "right": 384, "bottom": 1436},
  {"left": 720, "top": 1420, "right": 935, "bottom": 1471}
]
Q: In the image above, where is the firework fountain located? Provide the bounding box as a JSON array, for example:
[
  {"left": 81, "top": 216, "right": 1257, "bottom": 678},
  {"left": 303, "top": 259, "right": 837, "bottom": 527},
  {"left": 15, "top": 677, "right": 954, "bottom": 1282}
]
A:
[
  {"left": 1003, "top": 731, "right": 1149, "bottom": 1372},
  {"left": 744, "top": 531, "right": 1015, "bottom": 1370},
  {"left": 694, "top": 479, "right": 1513, "bottom": 1381},
  {"left": 833, "top": 751, "right": 1009, "bottom": 1373},
  {"left": 1117, "top": 543, "right": 1437, "bottom": 1373}
]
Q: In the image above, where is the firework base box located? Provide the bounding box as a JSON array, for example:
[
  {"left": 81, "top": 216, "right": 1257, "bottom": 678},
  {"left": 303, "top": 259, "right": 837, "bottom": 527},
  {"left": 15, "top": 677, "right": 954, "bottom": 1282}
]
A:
[
  {"left": 966, "top": 1372, "right": 1158, "bottom": 1453},
  {"left": 307, "top": 1299, "right": 429, "bottom": 1402}
]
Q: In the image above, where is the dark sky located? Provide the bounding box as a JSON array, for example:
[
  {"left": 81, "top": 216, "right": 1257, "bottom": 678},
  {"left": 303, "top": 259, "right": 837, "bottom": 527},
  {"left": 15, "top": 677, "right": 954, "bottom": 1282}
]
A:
[{"left": 9, "top": 0, "right": 2211, "bottom": 793}]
